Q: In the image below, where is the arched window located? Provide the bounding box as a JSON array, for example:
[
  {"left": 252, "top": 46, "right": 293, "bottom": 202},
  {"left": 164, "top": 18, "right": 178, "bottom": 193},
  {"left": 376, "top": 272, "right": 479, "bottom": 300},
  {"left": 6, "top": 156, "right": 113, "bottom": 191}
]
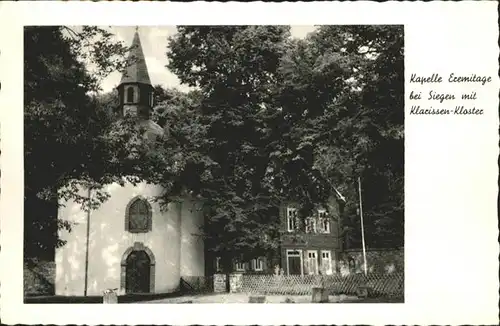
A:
[
  {"left": 125, "top": 197, "right": 152, "bottom": 233},
  {"left": 126, "top": 87, "right": 135, "bottom": 103}
]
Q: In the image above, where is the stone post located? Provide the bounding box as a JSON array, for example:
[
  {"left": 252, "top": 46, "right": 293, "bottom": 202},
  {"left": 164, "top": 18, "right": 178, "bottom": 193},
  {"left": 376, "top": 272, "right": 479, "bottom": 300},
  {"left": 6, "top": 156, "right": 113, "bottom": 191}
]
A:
[
  {"left": 213, "top": 274, "right": 227, "bottom": 293},
  {"left": 312, "top": 287, "right": 329, "bottom": 303},
  {"left": 229, "top": 273, "right": 243, "bottom": 293},
  {"left": 103, "top": 288, "right": 118, "bottom": 304}
]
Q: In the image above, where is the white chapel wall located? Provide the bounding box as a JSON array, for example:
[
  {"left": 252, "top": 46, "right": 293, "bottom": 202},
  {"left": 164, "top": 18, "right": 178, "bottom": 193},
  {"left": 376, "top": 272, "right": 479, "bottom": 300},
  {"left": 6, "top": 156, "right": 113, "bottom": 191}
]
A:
[
  {"left": 179, "top": 198, "right": 205, "bottom": 277},
  {"left": 55, "top": 181, "right": 203, "bottom": 296},
  {"left": 55, "top": 185, "right": 89, "bottom": 296}
]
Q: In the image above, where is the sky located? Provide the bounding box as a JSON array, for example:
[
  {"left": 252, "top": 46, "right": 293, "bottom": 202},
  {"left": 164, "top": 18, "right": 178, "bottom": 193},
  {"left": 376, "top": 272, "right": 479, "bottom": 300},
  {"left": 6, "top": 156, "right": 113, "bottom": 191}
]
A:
[{"left": 98, "top": 26, "right": 318, "bottom": 94}]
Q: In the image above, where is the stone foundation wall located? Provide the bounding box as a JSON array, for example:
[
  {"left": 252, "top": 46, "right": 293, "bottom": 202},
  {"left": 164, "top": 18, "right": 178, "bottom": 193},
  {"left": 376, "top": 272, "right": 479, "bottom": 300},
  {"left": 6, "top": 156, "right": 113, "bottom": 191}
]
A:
[
  {"left": 24, "top": 259, "right": 55, "bottom": 296},
  {"left": 342, "top": 248, "right": 404, "bottom": 275}
]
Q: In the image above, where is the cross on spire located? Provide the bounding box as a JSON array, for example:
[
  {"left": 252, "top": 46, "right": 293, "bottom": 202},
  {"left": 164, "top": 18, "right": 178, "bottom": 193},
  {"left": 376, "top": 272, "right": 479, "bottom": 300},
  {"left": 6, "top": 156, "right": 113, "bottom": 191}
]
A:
[{"left": 135, "top": 26, "right": 139, "bottom": 32}]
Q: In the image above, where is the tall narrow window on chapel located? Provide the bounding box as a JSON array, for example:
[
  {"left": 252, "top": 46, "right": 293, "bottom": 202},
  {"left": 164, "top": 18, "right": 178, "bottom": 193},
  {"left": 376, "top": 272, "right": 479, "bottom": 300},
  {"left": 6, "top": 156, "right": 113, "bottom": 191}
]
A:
[
  {"left": 126, "top": 87, "right": 135, "bottom": 103},
  {"left": 126, "top": 197, "right": 152, "bottom": 233}
]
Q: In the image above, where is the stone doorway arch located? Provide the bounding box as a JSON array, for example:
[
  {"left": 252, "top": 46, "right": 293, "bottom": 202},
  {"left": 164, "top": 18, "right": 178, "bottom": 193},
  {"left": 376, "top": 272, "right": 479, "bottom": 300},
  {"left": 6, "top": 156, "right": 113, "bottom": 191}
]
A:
[{"left": 120, "top": 242, "right": 156, "bottom": 293}]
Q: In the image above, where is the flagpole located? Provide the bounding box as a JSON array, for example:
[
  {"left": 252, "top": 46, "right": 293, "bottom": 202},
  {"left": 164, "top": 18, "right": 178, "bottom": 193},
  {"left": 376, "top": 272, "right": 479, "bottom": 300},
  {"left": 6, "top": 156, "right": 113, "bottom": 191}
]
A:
[
  {"left": 84, "top": 186, "right": 91, "bottom": 296},
  {"left": 358, "top": 177, "right": 368, "bottom": 276}
]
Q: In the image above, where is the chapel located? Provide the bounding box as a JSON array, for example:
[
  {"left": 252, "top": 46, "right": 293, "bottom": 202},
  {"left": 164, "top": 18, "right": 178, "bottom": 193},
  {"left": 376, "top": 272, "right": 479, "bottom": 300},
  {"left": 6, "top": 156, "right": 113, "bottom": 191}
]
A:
[{"left": 55, "top": 29, "right": 205, "bottom": 296}]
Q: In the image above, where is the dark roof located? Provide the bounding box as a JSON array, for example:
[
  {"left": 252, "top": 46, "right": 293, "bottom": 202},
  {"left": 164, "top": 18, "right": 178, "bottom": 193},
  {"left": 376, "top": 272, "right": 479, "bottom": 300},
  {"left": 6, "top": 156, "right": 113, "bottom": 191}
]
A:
[{"left": 119, "top": 30, "right": 152, "bottom": 86}]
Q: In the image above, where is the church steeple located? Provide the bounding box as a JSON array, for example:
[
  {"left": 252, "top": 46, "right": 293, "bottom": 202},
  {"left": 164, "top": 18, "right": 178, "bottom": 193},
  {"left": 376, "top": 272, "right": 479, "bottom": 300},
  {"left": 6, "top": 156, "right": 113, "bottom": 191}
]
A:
[{"left": 117, "top": 27, "right": 154, "bottom": 118}]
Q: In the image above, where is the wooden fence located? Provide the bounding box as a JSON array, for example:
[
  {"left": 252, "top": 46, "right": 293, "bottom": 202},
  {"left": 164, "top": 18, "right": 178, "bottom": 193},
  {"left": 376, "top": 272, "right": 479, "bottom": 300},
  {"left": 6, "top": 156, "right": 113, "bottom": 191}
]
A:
[
  {"left": 239, "top": 273, "right": 404, "bottom": 297},
  {"left": 179, "top": 272, "right": 404, "bottom": 298}
]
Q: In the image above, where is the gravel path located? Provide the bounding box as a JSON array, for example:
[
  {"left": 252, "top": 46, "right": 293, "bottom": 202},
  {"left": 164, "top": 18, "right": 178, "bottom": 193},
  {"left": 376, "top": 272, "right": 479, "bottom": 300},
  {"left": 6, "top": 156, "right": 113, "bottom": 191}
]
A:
[{"left": 144, "top": 293, "right": 360, "bottom": 303}]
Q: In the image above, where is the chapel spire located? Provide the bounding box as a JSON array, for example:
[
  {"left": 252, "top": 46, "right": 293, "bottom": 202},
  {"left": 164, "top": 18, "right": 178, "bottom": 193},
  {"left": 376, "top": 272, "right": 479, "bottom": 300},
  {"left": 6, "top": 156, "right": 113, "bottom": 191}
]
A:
[
  {"left": 117, "top": 27, "right": 154, "bottom": 118},
  {"left": 119, "top": 28, "right": 152, "bottom": 86}
]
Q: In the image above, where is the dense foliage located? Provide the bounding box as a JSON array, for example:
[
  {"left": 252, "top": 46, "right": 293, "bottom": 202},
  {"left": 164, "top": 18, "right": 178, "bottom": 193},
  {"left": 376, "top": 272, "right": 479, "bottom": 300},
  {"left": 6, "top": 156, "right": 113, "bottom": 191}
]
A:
[
  {"left": 24, "top": 25, "right": 404, "bottom": 262},
  {"left": 23, "top": 26, "right": 159, "bottom": 258},
  {"left": 163, "top": 26, "right": 404, "bottom": 259},
  {"left": 309, "top": 26, "right": 404, "bottom": 248}
]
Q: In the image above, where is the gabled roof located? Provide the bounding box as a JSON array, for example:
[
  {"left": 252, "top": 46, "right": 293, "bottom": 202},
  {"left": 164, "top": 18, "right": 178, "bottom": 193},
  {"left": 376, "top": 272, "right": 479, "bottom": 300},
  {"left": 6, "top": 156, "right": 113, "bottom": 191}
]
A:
[{"left": 119, "top": 30, "right": 152, "bottom": 86}]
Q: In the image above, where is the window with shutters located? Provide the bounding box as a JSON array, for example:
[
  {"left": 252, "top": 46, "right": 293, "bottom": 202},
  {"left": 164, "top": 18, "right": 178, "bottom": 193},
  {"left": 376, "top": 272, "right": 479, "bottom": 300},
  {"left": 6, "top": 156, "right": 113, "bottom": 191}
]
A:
[
  {"left": 126, "top": 87, "right": 135, "bottom": 103},
  {"left": 251, "top": 257, "right": 264, "bottom": 271},
  {"left": 321, "top": 250, "right": 333, "bottom": 275},
  {"left": 318, "top": 209, "right": 330, "bottom": 233},
  {"left": 234, "top": 261, "right": 246, "bottom": 272},
  {"left": 287, "top": 207, "right": 297, "bottom": 232},
  {"left": 307, "top": 251, "right": 318, "bottom": 275},
  {"left": 125, "top": 197, "right": 152, "bottom": 233},
  {"left": 305, "top": 216, "right": 317, "bottom": 233}
]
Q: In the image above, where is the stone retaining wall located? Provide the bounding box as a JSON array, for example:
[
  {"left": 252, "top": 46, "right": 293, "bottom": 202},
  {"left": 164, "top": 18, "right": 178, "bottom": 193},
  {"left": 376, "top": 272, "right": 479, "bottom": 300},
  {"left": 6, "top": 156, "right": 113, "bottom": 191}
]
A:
[{"left": 24, "top": 259, "right": 55, "bottom": 296}]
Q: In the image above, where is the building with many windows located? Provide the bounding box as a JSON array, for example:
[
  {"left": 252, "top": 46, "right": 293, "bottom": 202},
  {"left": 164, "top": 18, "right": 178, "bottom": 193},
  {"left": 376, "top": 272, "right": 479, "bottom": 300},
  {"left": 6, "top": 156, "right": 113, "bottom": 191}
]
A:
[
  {"left": 280, "top": 190, "right": 345, "bottom": 276},
  {"left": 212, "top": 189, "right": 346, "bottom": 276}
]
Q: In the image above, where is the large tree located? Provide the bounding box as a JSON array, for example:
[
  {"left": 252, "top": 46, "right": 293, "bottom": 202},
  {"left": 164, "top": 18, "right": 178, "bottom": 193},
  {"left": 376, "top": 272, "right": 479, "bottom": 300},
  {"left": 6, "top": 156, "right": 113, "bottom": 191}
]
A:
[
  {"left": 292, "top": 25, "right": 404, "bottom": 248},
  {"left": 162, "top": 25, "right": 401, "bottom": 267},
  {"left": 24, "top": 26, "right": 161, "bottom": 259},
  {"left": 25, "top": 25, "right": 404, "bottom": 263},
  {"left": 163, "top": 25, "right": 404, "bottom": 262},
  {"left": 163, "top": 26, "right": 336, "bottom": 268}
]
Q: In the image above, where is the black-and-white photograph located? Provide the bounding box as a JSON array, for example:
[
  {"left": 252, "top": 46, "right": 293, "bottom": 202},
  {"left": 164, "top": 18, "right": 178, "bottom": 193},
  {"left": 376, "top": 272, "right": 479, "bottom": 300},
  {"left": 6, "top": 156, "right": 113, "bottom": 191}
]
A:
[{"left": 23, "top": 25, "right": 404, "bottom": 304}]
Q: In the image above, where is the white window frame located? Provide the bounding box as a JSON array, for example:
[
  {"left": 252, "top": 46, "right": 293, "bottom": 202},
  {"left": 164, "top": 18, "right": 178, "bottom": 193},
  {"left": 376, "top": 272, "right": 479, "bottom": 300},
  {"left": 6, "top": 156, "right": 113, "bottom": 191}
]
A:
[
  {"left": 125, "top": 86, "right": 135, "bottom": 104},
  {"left": 321, "top": 250, "right": 332, "bottom": 275},
  {"left": 286, "top": 249, "right": 303, "bottom": 276},
  {"left": 305, "top": 216, "right": 317, "bottom": 233},
  {"left": 251, "top": 257, "right": 264, "bottom": 271},
  {"left": 287, "top": 207, "right": 297, "bottom": 232},
  {"left": 318, "top": 209, "right": 330, "bottom": 233},
  {"left": 215, "top": 257, "right": 222, "bottom": 272},
  {"left": 234, "top": 261, "right": 245, "bottom": 272},
  {"left": 307, "top": 250, "right": 319, "bottom": 275}
]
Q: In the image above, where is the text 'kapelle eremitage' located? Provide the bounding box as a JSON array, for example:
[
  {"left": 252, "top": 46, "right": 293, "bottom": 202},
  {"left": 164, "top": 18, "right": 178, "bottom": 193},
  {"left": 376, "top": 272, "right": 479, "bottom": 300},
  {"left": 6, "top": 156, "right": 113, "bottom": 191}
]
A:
[{"left": 409, "top": 73, "right": 492, "bottom": 86}]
